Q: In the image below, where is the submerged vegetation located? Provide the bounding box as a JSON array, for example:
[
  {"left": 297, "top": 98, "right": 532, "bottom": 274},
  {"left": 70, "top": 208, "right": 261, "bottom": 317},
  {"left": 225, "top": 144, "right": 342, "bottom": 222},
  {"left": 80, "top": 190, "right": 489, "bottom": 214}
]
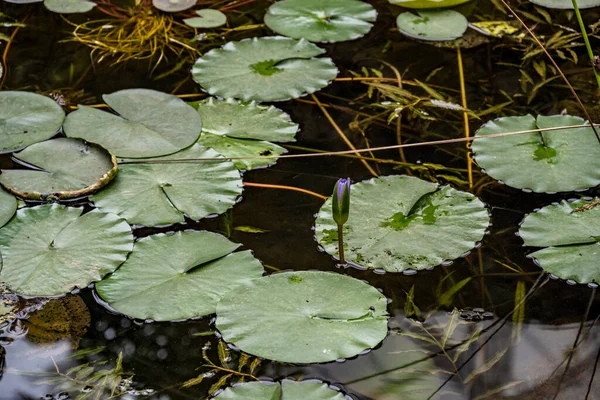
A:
[{"left": 1, "top": 0, "right": 600, "bottom": 399}]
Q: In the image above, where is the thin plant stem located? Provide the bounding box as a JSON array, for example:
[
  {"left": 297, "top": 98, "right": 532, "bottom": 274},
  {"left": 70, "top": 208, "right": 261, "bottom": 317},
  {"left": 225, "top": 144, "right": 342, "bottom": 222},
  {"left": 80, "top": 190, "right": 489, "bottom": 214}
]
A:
[
  {"left": 0, "top": 11, "right": 30, "bottom": 90},
  {"left": 337, "top": 224, "right": 345, "bottom": 264},
  {"left": 242, "top": 182, "right": 327, "bottom": 200},
  {"left": 457, "top": 46, "right": 473, "bottom": 189},
  {"left": 572, "top": 0, "right": 600, "bottom": 89},
  {"left": 311, "top": 94, "right": 379, "bottom": 177},
  {"left": 499, "top": 0, "right": 600, "bottom": 143}
]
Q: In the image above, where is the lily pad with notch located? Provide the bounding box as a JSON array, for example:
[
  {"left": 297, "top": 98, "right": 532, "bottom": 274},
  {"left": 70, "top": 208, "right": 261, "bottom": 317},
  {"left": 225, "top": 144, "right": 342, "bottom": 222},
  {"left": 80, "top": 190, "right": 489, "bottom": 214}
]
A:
[
  {"left": 0, "top": 189, "right": 16, "bottom": 228},
  {"left": 519, "top": 199, "right": 600, "bottom": 284},
  {"left": 192, "top": 98, "right": 298, "bottom": 170},
  {"left": 0, "top": 204, "right": 133, "bottom": 296},
  {"left": 91, "top": 144, "right": 242, "bottom": 227},
  {"left": 215, "top": 270, "right": 389, "bottom": 364},
  {"left": 44, "top": 0, "right": 96, "bottom": 13},
  {"left": 314, "top": 175, "right": 489, "bottom": 272},
  {"left": 184, "top": 9, "right": 227, "bottom": 28},
  {"left": 472, "top": 114, "right": 600, "bottom": 193},
  {"left": 96, "top": 231, "right": 264, "bottom": 321},
  {"left": 396, "top": 10, "right": 468, "bottom": 42},
  {"left": 64, "top": 89, "right": 202, "bottom": 158},
  {"left": 214, "top": 380, "right": 347, "bottom": 399},
  {"left": 264, "top": 0, "right": 377, "bottom": 43},
  {"left": 0, "top": 138, "right": 117, "bottom": 200},
  {"left": 191, "top": 36, "right": 338, "bottom": 102},
  {"left": 388, "top": 0, "right": 473, "bottom": 8},
  {"left": 529, "top": 0, "right": 600, "bottom": 8},
  {"left": 0, "top": 91, "right": 65, "bottom": 153}
]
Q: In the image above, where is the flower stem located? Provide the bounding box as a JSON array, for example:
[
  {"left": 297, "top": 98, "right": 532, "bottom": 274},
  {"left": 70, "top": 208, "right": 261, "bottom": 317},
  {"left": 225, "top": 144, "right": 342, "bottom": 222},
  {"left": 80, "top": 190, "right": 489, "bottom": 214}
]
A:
[
  {"left": 337, "top": 224, "right": 345, "bottom": 264},
  {"left": 572, "top": 0, "right": 600, "bottom": 89}
]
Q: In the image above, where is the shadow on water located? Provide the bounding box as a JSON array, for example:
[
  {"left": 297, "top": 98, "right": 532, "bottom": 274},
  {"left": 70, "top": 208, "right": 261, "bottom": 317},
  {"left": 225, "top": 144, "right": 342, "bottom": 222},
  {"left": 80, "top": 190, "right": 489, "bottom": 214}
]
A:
[{"left": 1, "top": 0, "right": 600, "bottom": 399}]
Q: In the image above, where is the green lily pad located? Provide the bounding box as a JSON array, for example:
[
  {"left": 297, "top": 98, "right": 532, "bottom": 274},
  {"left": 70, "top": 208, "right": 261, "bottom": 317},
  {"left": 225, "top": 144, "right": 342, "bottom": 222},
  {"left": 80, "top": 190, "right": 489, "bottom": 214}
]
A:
[
  {"left": 192, "top": 98, "right": 298, "bottom": 170},
  {"left": 152, "top": 0, "right": 195, "bottom": 12},
  {"left": 64, "top": 89, "right": 202, "bottom": 158},
  {"left": 0, "top": 138, "right": 117, "bottom": 200},
  {"left": 315, "top": 175, "right": 489, "bottom": 272},
  {"left": 472, "top": 115, "right": 600, "bottom": 193},
  {"left": 529, "top": 0, "right": 600, "bottom": 8},
  {"left": 191, "top": 36, "right": 338, "bottom": 102},
  {"left": 91, "top": 145, "right": 242, "bottom": 227},
  {"left": 214, "top": 380, "right": 347, "bottom": 399},
  {"left": 397, "top": 10, "right": 468, "bottom": 42},
  {"left": 264, "top": 0, "right": 377, "bottom": 43},
  {"left": 0, "top": 91, "right": 65, "bottom": 153},
  {"left": 216, "top": 270, "right": 389, "bottom": 363},
  {"left": 520, "top": 199, "right": 600, "bottom": 284},
  {"left": 388, "top": 0, "right": 473, "bottom": 7},
  {"left": 184, "top": 9, "right": 227, "bottom": 28},
  {"left": 0, "top": 189, "right": 16, "bottom": 228},
  {"left": 0, "top": 204, "right": 133, "bottom": 296},
  {"left": 96, "top": 231, "right": 264, "bottom": 321},
  {"left": 44, "top": 0, "right": 96, "bottom": 13}
]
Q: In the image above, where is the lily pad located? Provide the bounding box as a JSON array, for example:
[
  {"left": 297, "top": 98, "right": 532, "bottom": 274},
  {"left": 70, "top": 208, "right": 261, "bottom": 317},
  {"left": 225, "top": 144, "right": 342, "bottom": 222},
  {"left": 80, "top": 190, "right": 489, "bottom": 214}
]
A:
[
  {"left": 520, "top": 199, "right": 600, "bottom": 284},
  {"left": 0, "top": 138, "right": 117, "bottom": 200},
  {"left": 184, "top": 9, "right": 227, "bottom": 28},
  {"left": 214, "top": 380, "right": 347, "bottom": 399},
  {"left": 0, "top": 189, "right": 16, "bottom": 228},
  {"left": 96, "top": 231, "right": 264, "bottom": 321},
  {"left": 152, "top": 0, "right": 195, "bottom": 12},
  {"left": 529, "top": 0, "right": 600, "bottom": 8},
  {"left": 216, "top": 270, "right": 389, "bottom": 363},
  {"left": 0, "top": 91, "right": 65, "bottom": 153},
  {"left": 472, "top": 115, "right": 600, "bottom": 193},
  {"left": 264, "top": 0, "right": 377, "bottom": 43},
  {"left": 388, "top": 0, "right": 473, "bottom": 7},
  {"left": 44, "top": 0, "right": 96, "bottom": 13},
  {"left": 193, "top": 98, "right": 297, "bottom": 170},
  {"left": 191, "top": 36, "right": 338, "bottom": 102},
  {"left": 314, "top": 175, "right": 489, "bottom": 272},
  {"left": 64, "top": 89, "right": 202, "bottom": 158},
  {"left": 0, "top": 204, "right": 133, "bottom": 296},
  {"left": 397, "top": 10, "right": 468, "bottom": 42},
  {"left": 91, "top": 145, "right": 242, "bottom": 227}
]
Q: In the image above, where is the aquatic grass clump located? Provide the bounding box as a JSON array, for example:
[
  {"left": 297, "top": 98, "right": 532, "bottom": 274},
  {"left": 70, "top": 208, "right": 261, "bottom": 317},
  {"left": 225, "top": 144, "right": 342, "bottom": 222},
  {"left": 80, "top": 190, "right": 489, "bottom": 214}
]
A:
[{"left": 63, "top": 6, "right": 199, "bottom": 68}]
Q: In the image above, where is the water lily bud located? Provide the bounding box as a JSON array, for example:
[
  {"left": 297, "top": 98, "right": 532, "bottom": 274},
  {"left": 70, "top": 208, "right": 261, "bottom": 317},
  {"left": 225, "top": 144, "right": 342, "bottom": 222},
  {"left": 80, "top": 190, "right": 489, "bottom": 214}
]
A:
[{"left": 332, "top": 178, "right": 351, "bottom": 226}]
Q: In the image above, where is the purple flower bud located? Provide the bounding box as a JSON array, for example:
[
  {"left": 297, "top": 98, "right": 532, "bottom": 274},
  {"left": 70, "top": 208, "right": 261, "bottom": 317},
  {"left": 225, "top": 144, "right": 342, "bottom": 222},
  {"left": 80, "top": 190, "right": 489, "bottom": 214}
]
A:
[{"left": 332, "top": 178, "right": 351, "bottom": 226}]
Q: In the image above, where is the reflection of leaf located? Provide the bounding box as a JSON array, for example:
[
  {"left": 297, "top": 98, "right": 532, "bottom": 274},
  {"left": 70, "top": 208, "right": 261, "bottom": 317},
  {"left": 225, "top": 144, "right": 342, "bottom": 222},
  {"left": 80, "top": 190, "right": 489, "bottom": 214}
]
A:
[
  {"left": 453, "top": 327, "right": 482, "bottom": 363},
  {"left": 512, "top": 281, "right": 526, "bottom": 342},
  {"left": 441, "top": 310, "right": 459, "bottom": 348},
  {"left": 464, "top": 348, "right": 508, "bottom": 383},
  {"left": 472, "top": 381, "right": 523, "bottom": 400}
]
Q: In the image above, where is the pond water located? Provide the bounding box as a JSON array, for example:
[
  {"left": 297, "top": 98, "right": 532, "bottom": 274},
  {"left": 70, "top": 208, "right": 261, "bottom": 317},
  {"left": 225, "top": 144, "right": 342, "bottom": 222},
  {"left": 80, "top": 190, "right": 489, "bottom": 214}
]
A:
[{"left": 1, "top": 1, "right": 600, "bottom": 399}]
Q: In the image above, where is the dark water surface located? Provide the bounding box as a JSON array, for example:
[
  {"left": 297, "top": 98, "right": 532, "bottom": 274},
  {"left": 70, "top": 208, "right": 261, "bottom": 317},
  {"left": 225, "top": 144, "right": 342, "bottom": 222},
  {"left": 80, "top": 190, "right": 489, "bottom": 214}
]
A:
[{"left": 1, "top": 1, "right": 600, "bottom": 399}]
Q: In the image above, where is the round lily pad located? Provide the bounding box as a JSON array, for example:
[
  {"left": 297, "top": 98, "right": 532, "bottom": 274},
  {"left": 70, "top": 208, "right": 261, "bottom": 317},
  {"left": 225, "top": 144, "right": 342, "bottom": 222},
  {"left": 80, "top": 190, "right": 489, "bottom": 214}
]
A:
[
  {"left": 0, "top": 204, "right": 133, "bottom": 296},
  {"left": 529, "top": 0, "right": 600, "bottom": 8},
  {"left": 0, "top": 138, "right": 117, "bottom": 200},
  {"left": 472, "top": 115, "right": 600, "bottom": 193},
  {"left": 193, "top": 98, "right": 297, "bottom": 170},
  {"left": 96, "top": 231, "right": 264, "bottom": 321},
  {"left": 397, "top": 10, "right": 468, "bottom": 42},
  {"left": 214, "top": 380, "right": 347, "bottom": 399},
  {"left": 91, "top": 145, "right": 242, "bottom": 227},
  {"left": 216, "top": 270, "right": 389, "bottom": 364},
  {"left": 0, "top": 91, "right": 65, "bottom": 153},
  {"left": 264, "top": 0, "right": 377, "bottom": 43},
  {"left": 520, "top": 199, "right": 600, "bottom": 284},
  {"left": 314, "top": 175, "right": 490, "bottom": 272},
  {"left": 152, "top": 0, "right": 195, "bottom": 12},
  {"left": 388, "top": 0, "right": 473, "bottom": 7},
  {"left": 191, "top": 36, "right": 338, "bottom": 102},
  {"left": 44, "top": 0, "right": 96, "bottom": 13},
  {"left": 184, "top": 9, "right": 227, "bottom": 28},
  {"left": 0, "top": 189, "right": 17, "bottom": 228},
  {"left": 64, "top": 89, "right": 202, "bottom": 158}
]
